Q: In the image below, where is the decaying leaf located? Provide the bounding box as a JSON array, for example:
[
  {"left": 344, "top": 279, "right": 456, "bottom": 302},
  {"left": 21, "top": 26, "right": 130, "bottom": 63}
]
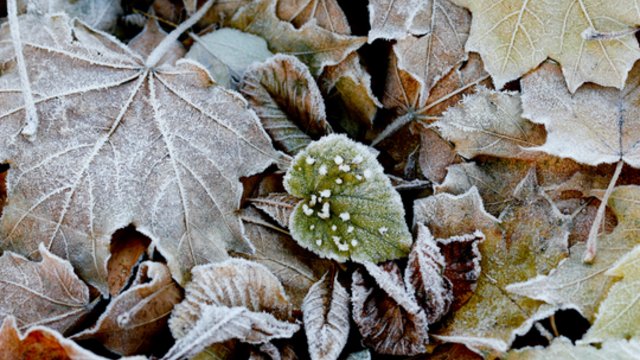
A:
[
  {"left": 437, "top": 231, "right": 483, "bottom": 310},
  {"left": 367, "top": 0, "right": 422, "bottom": 41},
  {"left": 302, "top": 273, "right": 350, "bottom": 360},
  {"left": 416, "top": 172, "right": 570, "bottom": 353},
  {"left": 277, "top": 0, "right": 348, "bottom": 31},
  {"left": 107, "top": 228, "right": 150, "bottom": 296},
  {"left": 250, "top": 193, "right": 300, "bottom": 229},
  {"left": 73, "top": 262, "right": 182, "bottom": 356},
  {"left": 284, "top": 134, "right": 413, "bottom": 263},
  {"left": 0, "top": 316, "right": 108, "bottom": 360},
  {"left": 0, "top": 14, "right": 283, "bottom": 291},
  {"left": 437, "top": 87, "right": 545, "bottom": 160},
  {"left": 0, "top": 244, "right": 90, "bottom": 334},
  {"left": 507, "top": 186, "right": 640, "bottom": 322},
  {"left": 405, "top": 224, "right": 453, "bottom": 324},
  {"left": 240, "top": 54, "right": 331, "bottom": 155},
  {"left": 454, "top": 0, "right": 640, "bottom": 90},
  {"left": 351, "top": 262, "right": 430, "bottom": 355},
  {"left": 505, "top": 337, "right": 640, "bottom": 360}
]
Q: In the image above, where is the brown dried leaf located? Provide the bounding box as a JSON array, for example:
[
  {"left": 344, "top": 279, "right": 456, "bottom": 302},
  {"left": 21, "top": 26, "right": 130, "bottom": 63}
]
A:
[
  {"left": 0, "top": 244, "right": 91, "bottom": 334},
  {"left": 405, "top": 224, "right": 453, "bottom": 324},
  {"left": 250, "top": 192, "right": 300, "bottom": 228},
  {"left": 437, "top": 231, "right": 483, "bottom": 310},
  {"left": 128, "top": 18, "right": 186, "bottom": 66},
  {"left": 351, "top": 262, "right": 430, "bottom": 355},
  {"left": 277, "top": 0, "right": 349, "bottom": 32},
  {"left": 418, "top": 124, "right": 457, "bottom": 183},
  {"left": 302, "top": 273, "right": 350, "bottom": 360},
  {"left": 107, "top": 228, "right": 150, "bottom": 296},
  {"left": 73, "top": 262, "right": 182, "bottom": 356},
  {"left": 240, "top": 54, "right": 331, "bottom": 155},
  {"left": 0, "top": 317, "right": 108, "bottom": 360},
  {"left": 0, "top": 14, "right": 283, "bottom": 291}
]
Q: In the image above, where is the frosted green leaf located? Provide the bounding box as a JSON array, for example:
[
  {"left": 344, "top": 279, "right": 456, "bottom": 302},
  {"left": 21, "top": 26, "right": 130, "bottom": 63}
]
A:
[{"left": 284, "top": 134, "right": 412, "bottom": 263}]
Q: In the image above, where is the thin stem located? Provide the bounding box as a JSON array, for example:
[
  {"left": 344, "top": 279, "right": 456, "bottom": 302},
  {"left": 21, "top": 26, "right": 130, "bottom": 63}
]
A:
[
  {"left": 583, "top": 160, "right": 623, "bottom": 263},
  {"left": 371, "top": 112, "right": 415, "bottom": 146}
]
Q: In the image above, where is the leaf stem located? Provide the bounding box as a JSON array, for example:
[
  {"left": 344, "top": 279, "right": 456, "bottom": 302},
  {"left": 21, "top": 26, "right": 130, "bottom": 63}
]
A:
[{"left": 583, "top": 160, "right": 623, "bottom": 263}]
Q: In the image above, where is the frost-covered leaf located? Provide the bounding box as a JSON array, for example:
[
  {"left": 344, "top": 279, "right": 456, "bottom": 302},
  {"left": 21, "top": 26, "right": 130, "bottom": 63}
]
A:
[
  {"left": 0, "top": 14, "right": 282, "bottom": 291},
  {"left": 164, "top": 306, "right": 299, "bottom": 360},
  {"left": 24, "top": 0, "right": 122, "bottom": 31},
  {"left": 284, "top": 134, "right": 412, "bottom": 263},
  {"left": 277, "top": 0, "right": 348, "bottom": 31},
  {"left": 507, "top": 186, "right": 640, "bottom": 321},
  {"left": 128, "top": 17, "right": 186, "bottom": 66},
  {"left": 0, "top": 244, "right": 90, "bottom": 334},
  {"left": 437, "top": 87, "right": 545, "bottom": 160},
  {"left": 302, "top": 273, "right": 350, "bottom": 360},
  {"left": 0, "top": 316, "right": 108, "bottom": 360},
  {"left": 416, "top": 172, "right": 570, "bottom": 353},
  {"left": 405, "top": 224, "right": 453, "bottom": 324},
  {"left": 228, "top": 0, "right": 365, "bottom": 76},
  {"left": 367, "top": 0, "right": 421, "bottom": 41},
  {"left": 437, "top": 231, "right": 483, "bottom": 310},
  {"left": 351, "top": 262, "right": 430, "bottom": 355},
  {"left": 250, "top": 193, "right": 300, "bottom": 228},
  {"left": 584, "top": 244, "right": 640, "bottom": 342},
  {"left": 241, "top": 208, "right": 335, "bottom": 308},
  {"left": 505, "top": 337, "right": 640, "bottom": 360},
  {"left": 187, "top": 28, "right": 273, "bottom": 85},
  {"left": 240, "top": 54, "right": 331, "bottom": 155},
  {"left": 393, "top": 0, "right": 470, "bottom": 99},
  {"left": 522, "top": 62, "right": 640, "bottom": 167},
  {"left": 73, "top": 262, "right": 182, "bottom": 356},
  {"left": 455, "top": 0, "right": 640, "bottom": 90}
]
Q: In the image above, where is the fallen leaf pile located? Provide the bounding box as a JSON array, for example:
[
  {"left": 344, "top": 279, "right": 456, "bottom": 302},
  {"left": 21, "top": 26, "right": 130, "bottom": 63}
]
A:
[{"left": 1, "top": 0, "right": 640, "bottom": 358}]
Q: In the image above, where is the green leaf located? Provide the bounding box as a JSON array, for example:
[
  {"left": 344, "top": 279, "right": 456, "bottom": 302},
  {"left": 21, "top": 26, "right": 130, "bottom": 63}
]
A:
[{"left": 284, "top": 134, "right": 412, "bottom": 263}]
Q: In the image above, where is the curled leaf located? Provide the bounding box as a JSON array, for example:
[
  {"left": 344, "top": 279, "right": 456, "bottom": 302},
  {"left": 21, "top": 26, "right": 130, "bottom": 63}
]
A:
[{"left": 284, "top": 134, "right": 413, "bottom": 263}]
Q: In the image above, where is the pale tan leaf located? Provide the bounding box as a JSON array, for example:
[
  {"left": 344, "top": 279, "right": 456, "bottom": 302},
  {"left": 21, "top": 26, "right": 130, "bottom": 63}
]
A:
[
  {"left": 367, "top": 0, "right": 422, "bottom": 41},
  {"left": 454, "top": 0, "right": 640, "bottom": 90},
  {"left": 128, "top": 17, "right": 186, "bottom": 66},
  {"left": 505, "top": 337, "right": 640, "bottom": 360},
  {"left": 0, "top": 316, "right": 108, "bottom": 360},
  {"left": 302, "top": 273, "right": 350, "bottom": 360},
  {"left": 73, "top": 262, "right": 182, "bottom": 355},
  {"left": 0, "top": 244, "right": 90, "bottom": 334},
  {"left": 0, "top": 14, "right": 282, "bottom": 291},
  {"left": 250, "top": 193, "right": 300, "bottom": 228},
  {"left": 277, "top": 0, "right": 350, "bottom": 33},
  {"left": 240, "top": 54, "right": 331, "bottom": 155},
  {"left": 351, "top": 262, "right": 430, "bottom": 355},
  {"left": 24, "top": 0, "right": 122, "bottom": 31},
  {"left": 437, "top": 86, "right": 545, "bottom": 159},
  {"left": 405, "top": 224, "right": 453, "bottom": 324}
]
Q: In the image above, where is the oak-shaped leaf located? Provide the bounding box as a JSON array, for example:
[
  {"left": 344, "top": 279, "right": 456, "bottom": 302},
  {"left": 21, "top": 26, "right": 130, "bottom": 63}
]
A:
[
  {"left": 284, "top": 134, "right": 413, "bottom": 263},
  {"left": 584, "top": 244, "right": 640, "bottom": 342},
  {"left": 505, "top": 337, "right": 640, "bottom": 360},
  {"left": 405, "top": 224, "right": 453, "bottom": 324},
  {"left": 302, "top": 273, "right": 350, "bottom": 360},
  {"left": 73, "top": 261, "right": 182, "bottom": 356},
  {"left": 351, "top": 262, "right": 430, "bottom": 355},
  {"left": 415, "top": 172, "right": 570, "bottom": 353},
  {"left": 0, "top": 14, "right": 283, "bottom": 292},
  {"left": 437, "top": 86, "right": 546, "bottom": 160},
  {"left": 0, "top": 244, "right": 91, "bottom": 334},
  {"left": 0, "top": 316, "right": 114, "bottom": 360},
  {"left": 507, "top": 186, "right": 640, "bottom": 321},
  {"left": 454, "top": 0, "right": 640, "bottom": 90},
  {"left": 240, "top": 54, "right": 331, "bottom": 156}
]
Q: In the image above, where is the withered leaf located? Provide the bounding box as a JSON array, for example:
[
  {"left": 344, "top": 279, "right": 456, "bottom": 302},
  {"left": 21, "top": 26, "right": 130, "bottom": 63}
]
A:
[
  {"left": 250, "top": 193, "right": 300, "bottom": 229},
  {"left": 302, "top": 273, "right": 350, "bottom": 360},
  {"left": 437, "top": 231, "right": 483, "bottom": 311},
  {"left": 405, "top": 224, "right": 453, "bottom": 324},
  {"left": 107, "top": 228, "right": 150, "bottom": 296},
  {"left": 505, "top": 337, "right": 640, "bottom": 360},
  {"left": 276, "top": 0, "right": 349, "bottom": 32},
  {"left": 367, "top": 0, "right": 421, "bottom": 41},
  {"left": 0, "top": 244, "right": 90, "bottom": 334},
  {"left": 351, "top": 262, "right": 430, "bottom": 356},
  {"left": 73, "top": 262, "right": 182, "bottom": 356},
  {"left": 240, "top": 54, "right": 331, "bottom": 155},
  {"left": 0, "top": 14, "right": 282, "bottom": 292},
  {"left": 0, "top": 316, "right": 109, "bottom": 360}
]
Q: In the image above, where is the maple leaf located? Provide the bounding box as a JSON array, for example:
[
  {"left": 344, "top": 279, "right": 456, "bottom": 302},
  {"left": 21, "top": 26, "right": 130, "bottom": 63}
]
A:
[
  {"left": 0, "top": 244, "right": 91, "bottom": 334},
  {"left": 505, "top": 337, "right": 640, "bottom": 360},
  {"left": 454, "top": 0, "right": 640, "bottom": 91},
  {"left": 73, "top": 262, "right": 182, "bottom": 356},
  {"left": 302, "top": 273, "right": 350, "bottom": 360},
  {"left": 507, "top": 186, "right": 640, "bottom": 322},
  {"left": 0, "top": 13, "right": 283, "bottom": 292},
  {"left": 416, "top": 172, "right": 570, "bottom": 354},
  {"left": 284, "top": 134, "right": 413, "bottom": 263},
  {"left": 240, "top": 54, "right": 332, "bottom": 156}
]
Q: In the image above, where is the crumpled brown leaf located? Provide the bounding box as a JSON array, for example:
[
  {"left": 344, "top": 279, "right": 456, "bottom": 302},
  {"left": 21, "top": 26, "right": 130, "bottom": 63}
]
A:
[
  {"left": 302, "top": 273, "right": 350, "bottom": 360},
  {"left": 0, "top": 244, "right": 91, "bottom": 334},
  {"left": 240, "top": 54, "right": 331, "bottom": 155},
  {"left": 250, "top": 192, "right": 300, "bottom": 229},
  {"left": 0, "top": 14, "right": 283, "bottom": 292},
  {"left": 73, "top": 261, "right": 182, "bottom": 356}
]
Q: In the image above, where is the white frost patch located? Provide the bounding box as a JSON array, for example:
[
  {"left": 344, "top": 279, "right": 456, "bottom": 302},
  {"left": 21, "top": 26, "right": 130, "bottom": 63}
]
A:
[
  {"left": 333, "top": 236, "right": 349, "bottom": 251},
  {"left": 339, "top": 212, "right": 350, "bottom": 221},
  {"left": 318, "top": 202, "right": 331, "bottom": 219},
  {"left": 334, "top": 155, "right": 344, "bottom": 165},
  {"left": 347, "top": 226, "right": 354, "bottom": 233},
  {"left": 310, "top": 194, "right": 317, "bottom": 206},
  {"left": 351, "top": 239, "right": 359, "bottom": 246},
  {"left": 355, "top": 174, "right": 363, "bottom": 180},
  {"left": 306, "top": 156, "right": 316, "bottom": 165},
  {"left": 331, "top": 225, "right": 337, "bottom": 231},
  {"left": 378, "top": 227, "right": 388, "bottom": 235},
  {"left": 338, "top": 164, "right": 351, "bottom": 172},
  {"left": 335, "top": 178, "right": 343, "bottom": 184},
  {"left": 316, "top": 239, "right": 323, "bottom": 246},
  {"left": 303, "top": 204, "right": 314, "bottom": 216},
  {"left": 319, "top": 164, "right": 328, "bottom": 175},
  {"left": 352, "top": 155, "right": 363, "bottom": 164},
  {"left": 319, "top": 189, "right": 331, "bottom": 198},
  {"left": 363, "top": 169, "right": 372, "bottom": 179}
]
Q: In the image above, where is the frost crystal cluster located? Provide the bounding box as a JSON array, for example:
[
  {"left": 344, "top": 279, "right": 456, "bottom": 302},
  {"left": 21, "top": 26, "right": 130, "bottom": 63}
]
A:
[{"left": 284, "top": 134, "right": 412, "bottom": 263}]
